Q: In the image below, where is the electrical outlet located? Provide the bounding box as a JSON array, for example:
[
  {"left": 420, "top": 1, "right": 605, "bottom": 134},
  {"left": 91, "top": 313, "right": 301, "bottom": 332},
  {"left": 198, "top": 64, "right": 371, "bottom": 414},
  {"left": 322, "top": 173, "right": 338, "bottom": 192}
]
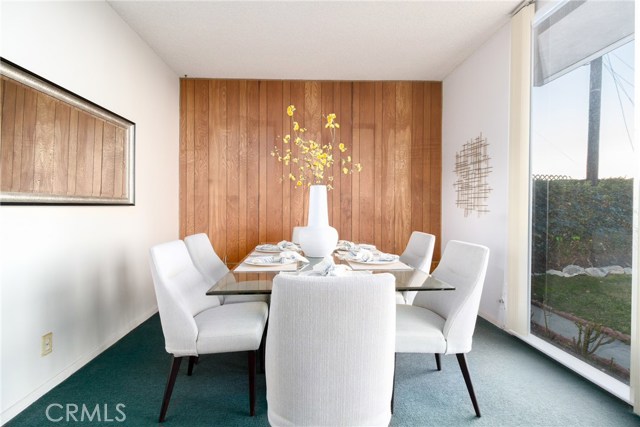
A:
[{"left": 42, "top": 332, "right": 53, "bottom": 356}]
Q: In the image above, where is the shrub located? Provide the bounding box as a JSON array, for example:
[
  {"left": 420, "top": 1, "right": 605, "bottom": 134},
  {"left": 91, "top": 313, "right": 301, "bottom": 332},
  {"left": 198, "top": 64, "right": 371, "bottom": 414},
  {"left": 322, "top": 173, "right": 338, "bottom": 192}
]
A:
[{"left": 531, "top": 178, "right": 633, "bottom": 272}]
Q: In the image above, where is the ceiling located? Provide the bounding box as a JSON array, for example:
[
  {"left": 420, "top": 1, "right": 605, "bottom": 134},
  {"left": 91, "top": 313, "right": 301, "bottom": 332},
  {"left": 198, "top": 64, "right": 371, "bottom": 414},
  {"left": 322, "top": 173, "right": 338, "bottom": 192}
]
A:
[{"left": 108, "top": 1, "right": 521, "bottom": 81}]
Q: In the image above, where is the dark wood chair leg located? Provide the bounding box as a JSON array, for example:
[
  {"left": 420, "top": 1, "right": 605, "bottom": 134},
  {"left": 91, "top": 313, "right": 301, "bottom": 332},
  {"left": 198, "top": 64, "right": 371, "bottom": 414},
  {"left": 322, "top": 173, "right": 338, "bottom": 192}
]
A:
[
  {"left": 455, "top": 353, "right": 481, "bottom": 417},
  {"left": 391, "top": 353, "right": 396, "bottom": 414},
  {"left": 159, "top": 356, "right": 183, "bottom": 423},
  {"left": 187, "top": 356, "right": 198, "bottom": 376},
  {"left": 435, "top": 353, "right": 442, "bottom": 371},
  {"left": 248, "top": 350, "right": 257, "bottom": 416}
]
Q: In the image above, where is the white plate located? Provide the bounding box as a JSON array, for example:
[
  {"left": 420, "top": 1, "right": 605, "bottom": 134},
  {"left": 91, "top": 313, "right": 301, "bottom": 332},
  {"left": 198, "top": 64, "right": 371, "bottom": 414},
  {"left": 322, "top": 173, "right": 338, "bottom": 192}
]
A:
[
  {"left": 345, "top": 257, "right": 398, "bottom": 265},
  {"left": 244, "top": 257, "right": 295, "bottom": 266},
  {"left": 255, "top": 245, "right": 281, "bottom": 253}
]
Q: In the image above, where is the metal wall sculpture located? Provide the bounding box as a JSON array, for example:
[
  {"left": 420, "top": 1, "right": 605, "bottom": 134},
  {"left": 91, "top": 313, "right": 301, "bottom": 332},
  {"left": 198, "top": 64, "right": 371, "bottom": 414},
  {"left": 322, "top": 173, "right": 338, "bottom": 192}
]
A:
[{"left": 453, "top": 133, "right": 492, "bottom": 217}]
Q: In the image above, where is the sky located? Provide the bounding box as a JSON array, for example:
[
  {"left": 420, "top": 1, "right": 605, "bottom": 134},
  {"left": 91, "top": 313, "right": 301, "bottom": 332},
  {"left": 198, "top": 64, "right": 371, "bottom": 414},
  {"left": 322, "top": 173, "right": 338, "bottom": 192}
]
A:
[{"left": 531, "top": 40, "right": 635, "bottom": 179}]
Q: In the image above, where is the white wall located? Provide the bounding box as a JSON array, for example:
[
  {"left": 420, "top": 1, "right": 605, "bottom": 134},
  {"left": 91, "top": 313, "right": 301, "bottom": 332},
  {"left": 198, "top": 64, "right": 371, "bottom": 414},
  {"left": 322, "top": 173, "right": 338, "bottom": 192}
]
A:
[
  {"left": 442, "top": 23, "right": 511, "bottom": 326},
  {"left": 0, "top": 1, "right": 179, "bottom": 422}
]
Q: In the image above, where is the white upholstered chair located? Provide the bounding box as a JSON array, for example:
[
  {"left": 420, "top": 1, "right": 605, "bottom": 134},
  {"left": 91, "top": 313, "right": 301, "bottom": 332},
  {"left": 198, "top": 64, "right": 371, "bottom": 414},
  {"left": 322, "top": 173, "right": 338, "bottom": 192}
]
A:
[
  {"left": 266, "top": 274, "right": 396, "bottom": 426},
  {"left": 149, "top": 240, "right": 269, "bottom": 422},
  {"left": 184, "top": 233, "right": 268, "bottom": 305},
  {"left": 395, "top": 240, "right": 489, "bottom": 417},
  {"left": 398, "top": 231, "right": 436, "bottom": 305}
]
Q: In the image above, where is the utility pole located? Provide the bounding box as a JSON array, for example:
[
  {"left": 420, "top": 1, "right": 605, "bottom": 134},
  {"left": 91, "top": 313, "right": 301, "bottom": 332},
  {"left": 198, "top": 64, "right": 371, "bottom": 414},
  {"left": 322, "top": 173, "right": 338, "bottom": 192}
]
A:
[{"left": 586, "top": 57, "right": 602, "bottom": 186}]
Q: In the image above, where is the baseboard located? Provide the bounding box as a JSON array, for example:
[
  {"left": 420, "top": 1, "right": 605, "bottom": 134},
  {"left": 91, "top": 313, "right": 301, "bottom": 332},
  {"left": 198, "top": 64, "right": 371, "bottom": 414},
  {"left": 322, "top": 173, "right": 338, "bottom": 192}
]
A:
[
  {"left": 479, "top": 310, "right": 504, "bottom": 328},
  {"left": 0, "top": 306, "right": 158, "bottom": 425}
]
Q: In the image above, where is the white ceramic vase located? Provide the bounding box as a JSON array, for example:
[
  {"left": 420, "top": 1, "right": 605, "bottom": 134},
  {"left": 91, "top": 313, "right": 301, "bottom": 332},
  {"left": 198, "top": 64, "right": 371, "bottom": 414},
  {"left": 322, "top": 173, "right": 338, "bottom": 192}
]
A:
[{"left": 299, "top": 185, "right": 339, "bottom": 258}]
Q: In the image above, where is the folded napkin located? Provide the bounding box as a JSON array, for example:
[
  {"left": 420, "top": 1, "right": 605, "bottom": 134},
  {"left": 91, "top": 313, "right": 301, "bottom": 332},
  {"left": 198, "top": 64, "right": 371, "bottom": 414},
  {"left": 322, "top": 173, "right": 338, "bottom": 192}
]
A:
[
  {"left": 347, "top": 249, "right": 399, "bottom": 263},
  {"left": 280, "top": 250, "right": 309, "bottom": 264},
  {"left": 277, "top": 240, "right": 301, "bottom": 251},
  {"left": 337, "top": 240, "right": 377, "bottom": 252},
  {"left": 336, "top": 240, "right": 356, "bottom": 251},
  {"left": 298, "top": 256, "right": 360, "bottom": 276}
]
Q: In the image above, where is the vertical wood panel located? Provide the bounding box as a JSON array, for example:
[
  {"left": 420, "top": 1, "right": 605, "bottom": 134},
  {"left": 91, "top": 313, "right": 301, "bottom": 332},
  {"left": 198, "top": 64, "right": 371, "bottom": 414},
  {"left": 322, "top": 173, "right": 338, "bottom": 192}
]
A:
[
  {"left": 246, "top": 81, "right": 260, "bottom": 251},
  {"left": 209, "top": 80, "right": 227, "bottom": 257},
  {"left": 52, "top": 103, "right": 70, "bottom": 194},
  {"left": 238, "top": 81, "right": 248, "bottom": 258},
  {"left": 411, "top": 82, "right": 425, "bottom": 235},
  {"left": 423, "top": 83, "right": 433, "bottom": 237},
  {"left": 20, "top": 87, "right": 37, "bottom": 192},
  {"left": 258, "top": 81, "right": 267, "bottom": 244},
  {"left": 100, "top": 123, "right": 115, "bottom": 197},
  {"left": 289, "top": 81, "right": 306, "bottom": 232},
  {"left": 1, "top": 81, "right": 16, "bottom": 191},
  {"left": 395, "top": 82, "right": 412, "bottom": 254},
  {"left": 281, "top": 81, "right": 291, "bottom": 241},
  {"left": 321, "top": 81, "right": 334, "bottom": 222},
  {"left": 113, "top": 127, "right": 124, "bottom": 198},
  {"left": 339, "top": 82, "right": 353, "bottom": 241},
  {"left": 11, "top": 84, "right": 24, "bottom": 192},
  {"left": 180, "top": 79, "right": 442, "bottom": 262},
  {"left": 429, "top": 82, "right": 443, "bottom": 259},
  {"left": 331, "top": 83, "right": 342, "bottom": 234},
  {"left": 358, "top": 82, "right": 375, "bottom": 245},
  {"left": 381, "top": 82, "right": 396, "bottom": 253},
  {"left": 351, "top": 82, "right": 361, "bottom": 244},
  {"left": 185, "top": 80, "right": 196, "bottom": 235},
  {"left": 226, "top": 80, "right": 240, "bottom": 261},
  {"left": 194, "top": 80, "right": 209, "bottom": 235},
  {"left": 91, "top": 119, "right": 103, "bottom": 196},
  {"left": 373, "top": 82, "right": 383, "bottom": 249},
  {"left": 67, "top": 109, "right": 78, "bottom": 195},
  {"left": 33, "top": 94, "right": 56, "bottom": 193},
  {"left": 266, "top": 81, "right": 283, "bottom": 243}
]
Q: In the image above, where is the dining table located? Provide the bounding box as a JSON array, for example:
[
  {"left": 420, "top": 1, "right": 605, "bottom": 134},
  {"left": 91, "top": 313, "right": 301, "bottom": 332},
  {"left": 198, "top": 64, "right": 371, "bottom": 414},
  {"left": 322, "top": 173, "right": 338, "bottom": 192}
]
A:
[{"left": 206, "top": 243, "right": 455, "bottom": 296}]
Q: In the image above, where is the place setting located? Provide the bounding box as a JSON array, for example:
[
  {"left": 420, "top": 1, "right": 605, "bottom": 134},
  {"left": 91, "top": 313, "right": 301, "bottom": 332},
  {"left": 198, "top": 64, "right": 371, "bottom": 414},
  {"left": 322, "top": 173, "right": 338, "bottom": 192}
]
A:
[
  {"left": 234, "top": 242, "right": 309, "bottom": 272},
  {"left": 334, "top": 241, "right": 412, "bottom": 271}
]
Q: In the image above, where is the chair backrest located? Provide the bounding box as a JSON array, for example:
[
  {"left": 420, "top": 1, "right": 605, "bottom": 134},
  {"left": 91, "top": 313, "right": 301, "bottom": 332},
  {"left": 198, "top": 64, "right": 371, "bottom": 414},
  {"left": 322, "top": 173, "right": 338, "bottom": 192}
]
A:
[
  {"left": 412, "top": 240, "right": 489, "bottom": 354},
  {"left": 149, "top": 240, "right": 221, "bottom": 356},
  {"left": 184, "top": 233, "right": 229, "bottom": 284},
  {"left": 266, "top": 274, "right": 396, "bottom": 427},
  {"left": 291, "top": 226, "right": 304, "bottom": 244},
  {"left": 399, "top": 231, "right": 436, "bottom": 304},
  {"left": 400, "top": 231, "right": 436, "bottom": 273}
]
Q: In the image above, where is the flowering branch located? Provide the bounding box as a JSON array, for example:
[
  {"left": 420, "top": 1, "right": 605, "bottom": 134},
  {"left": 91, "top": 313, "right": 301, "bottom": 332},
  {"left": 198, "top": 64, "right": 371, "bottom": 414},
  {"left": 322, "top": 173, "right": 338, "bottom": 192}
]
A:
[{"left": 271, "top": 105, "right": 362, "bottom": 190}]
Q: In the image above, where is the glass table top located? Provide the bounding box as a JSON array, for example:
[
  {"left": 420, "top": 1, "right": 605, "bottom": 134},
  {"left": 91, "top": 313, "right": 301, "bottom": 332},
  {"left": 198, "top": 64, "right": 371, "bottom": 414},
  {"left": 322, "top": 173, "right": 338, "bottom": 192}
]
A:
[{"left": 206, "top": 256, "right": 454, "bottom": 296}]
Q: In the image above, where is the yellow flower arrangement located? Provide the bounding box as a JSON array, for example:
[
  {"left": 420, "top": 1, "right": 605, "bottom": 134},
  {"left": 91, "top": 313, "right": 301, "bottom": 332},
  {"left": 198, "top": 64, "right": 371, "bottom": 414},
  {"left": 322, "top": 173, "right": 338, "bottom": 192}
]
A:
[{"left": 271, "top": 105, "right": 362, "bottom": 190}]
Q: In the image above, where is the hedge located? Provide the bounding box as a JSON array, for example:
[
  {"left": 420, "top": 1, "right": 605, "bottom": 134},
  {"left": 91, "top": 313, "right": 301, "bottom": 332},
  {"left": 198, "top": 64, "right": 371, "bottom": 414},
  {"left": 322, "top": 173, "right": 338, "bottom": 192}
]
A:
[{"left": 531, "top": 178, "right": 633, "bottom": 273}]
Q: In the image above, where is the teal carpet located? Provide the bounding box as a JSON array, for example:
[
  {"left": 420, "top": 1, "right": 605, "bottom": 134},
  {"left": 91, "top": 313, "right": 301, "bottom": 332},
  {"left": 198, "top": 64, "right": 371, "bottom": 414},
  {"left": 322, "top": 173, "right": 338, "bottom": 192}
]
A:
[{"left": 5, "top": 315, "right": 639, "bottom": 426}]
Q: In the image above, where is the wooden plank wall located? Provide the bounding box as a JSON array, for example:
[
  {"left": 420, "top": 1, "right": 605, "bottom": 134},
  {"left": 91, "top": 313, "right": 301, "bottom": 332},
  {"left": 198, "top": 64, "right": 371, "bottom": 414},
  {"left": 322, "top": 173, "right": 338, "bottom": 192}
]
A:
[
  {"left": 180, "top": 79, "right": 442, "bottom": 263},
  {"left": 0, "top": 77, "right": 128, "bottom": 199}
]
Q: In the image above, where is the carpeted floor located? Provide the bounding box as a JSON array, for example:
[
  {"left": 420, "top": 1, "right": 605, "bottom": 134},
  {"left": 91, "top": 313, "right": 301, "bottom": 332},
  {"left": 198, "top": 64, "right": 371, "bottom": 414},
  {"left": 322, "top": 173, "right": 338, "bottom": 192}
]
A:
[{"left": 5, "top": 315, "right": 639, "bottom": 426}]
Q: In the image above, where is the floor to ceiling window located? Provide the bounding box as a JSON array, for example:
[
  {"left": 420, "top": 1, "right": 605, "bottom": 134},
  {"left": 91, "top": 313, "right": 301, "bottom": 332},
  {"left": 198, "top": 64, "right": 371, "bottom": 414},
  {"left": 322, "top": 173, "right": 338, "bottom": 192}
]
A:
[{"left": 530, "top": 0, "right": 635, "bottom": 387}]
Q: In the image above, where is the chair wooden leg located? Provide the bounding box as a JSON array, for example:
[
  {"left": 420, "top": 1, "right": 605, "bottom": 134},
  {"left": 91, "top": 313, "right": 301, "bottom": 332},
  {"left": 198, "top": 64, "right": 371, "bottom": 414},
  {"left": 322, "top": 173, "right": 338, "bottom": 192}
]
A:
[
  {"left": 248, "top": 350, "right": 256, "bottom": 416},
  {"left": 455, "top": 353, "right": 481, "bottom": 417},
  {"left": 159, "top": 356, "right": 182, "bottom": 423},
  {"left": 187, "top": 356, "right": 198, "bottom": 376},
  {"left": 391, "top": 353, "right": 396, "bottom": 414},
  {"left": 435, "top": 353, "right": 442, "bottom": 371}
]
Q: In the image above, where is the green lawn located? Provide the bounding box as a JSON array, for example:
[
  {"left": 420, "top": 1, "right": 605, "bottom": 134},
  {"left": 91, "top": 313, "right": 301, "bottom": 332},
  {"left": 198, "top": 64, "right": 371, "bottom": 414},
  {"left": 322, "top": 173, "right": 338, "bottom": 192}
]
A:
[{"left": 531, "top": 274, "right": 632, "bottom": 336}]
